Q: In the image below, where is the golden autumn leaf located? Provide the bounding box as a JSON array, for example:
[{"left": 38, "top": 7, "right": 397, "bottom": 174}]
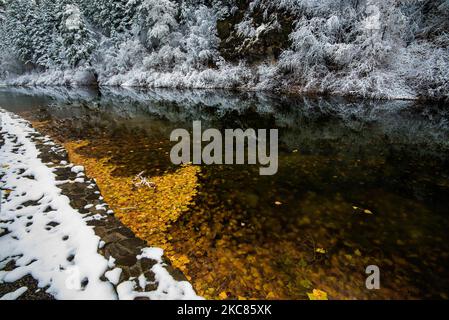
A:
[
  {"left": 266, "top": 292, "right": 276, "bottom": 299},
  {"left": 307, "top": 289, "right": 328, "bottom": 300},
  {"left": 218, "top": 291, "right": 228, "bottom": 300}
]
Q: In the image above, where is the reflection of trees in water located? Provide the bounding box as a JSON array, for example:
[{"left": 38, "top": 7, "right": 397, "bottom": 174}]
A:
[
  {"left": 3, "top": 86, "right": 449, "bottom": 156},
  {"left": 13, "top": 85, "right": 444, "bottom": 218}
]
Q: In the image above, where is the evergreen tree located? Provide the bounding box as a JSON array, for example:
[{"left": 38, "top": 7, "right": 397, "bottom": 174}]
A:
[
  {"left": 0, "top": 0, "right": 5, "bottom": 21},
  {"left": 134, "top": 0, "right": 179, "bottom": 50},
  {"left": 59, "top": 3, "right": 96, "bottom": 68},
  {"left": 0, "top": 0, "right": 447, "bottom": 99},
  {"left": 30, "top": 0, "right": 62, "bottom": 68},
  {"left": 3, "top": 0, "right": 38, "bottom": 66},
  {"left": 78, "top": 0, "right": 137, "bottom": 38}
]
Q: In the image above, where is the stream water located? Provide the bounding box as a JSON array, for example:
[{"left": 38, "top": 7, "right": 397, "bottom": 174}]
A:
[{"left": 1, "top": 86, "right": 449, "bottom": 300}]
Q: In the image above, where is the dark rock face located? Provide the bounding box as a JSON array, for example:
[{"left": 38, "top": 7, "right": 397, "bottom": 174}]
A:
[{"left": 217, "top": 2, "right": 294, "bottom": 64}]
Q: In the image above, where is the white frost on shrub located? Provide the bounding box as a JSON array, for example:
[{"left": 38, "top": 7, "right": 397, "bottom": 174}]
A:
[
  {"left": 0, "top": 0, "right": 448, "bottom": 100},
  {"left": 64, "top": 5, "right": 82, "bottom": 31}
]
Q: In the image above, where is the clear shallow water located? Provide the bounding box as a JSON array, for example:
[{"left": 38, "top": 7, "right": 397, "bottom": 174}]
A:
[{"left": 1, "top": 86, "right": 449, "bottom": 299}]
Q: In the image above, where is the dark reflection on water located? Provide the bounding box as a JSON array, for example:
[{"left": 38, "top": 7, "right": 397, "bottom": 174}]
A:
[{"left": 1, "top": 86, "right": 449, "bottom": 299}]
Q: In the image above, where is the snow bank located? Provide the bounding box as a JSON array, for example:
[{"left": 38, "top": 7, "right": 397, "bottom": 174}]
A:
[
  {"left": 0, "top": 286, "right": 28, "bottom": 300},
  {"left": 0, "top": 110, "right": 117, "bottom": 299},
  {"left": 0, "top": 109, "right": 201, "bottom": 300}
]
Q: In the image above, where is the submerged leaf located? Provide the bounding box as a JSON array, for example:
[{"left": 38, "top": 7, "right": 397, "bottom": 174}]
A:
[{"left": 307, "top": 289, "right": 328, "bottom": 300}]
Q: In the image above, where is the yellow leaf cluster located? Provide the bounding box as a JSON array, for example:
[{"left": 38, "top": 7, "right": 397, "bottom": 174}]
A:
[{"left": 307, "top": 289, "right": 328, "bottom": 300}]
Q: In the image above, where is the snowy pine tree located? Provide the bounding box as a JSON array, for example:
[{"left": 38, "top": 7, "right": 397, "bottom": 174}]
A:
[
  {"left": 30, "top": 0, "right": 63, "bottom": 68},
  {"left": 0, "top": 0, "right": 447, "bottom": 99},
  {"left": 134, "top": 0, "right": 179, "bottom": 50},
  {"left": 0, "top": 0, "right": 5, "bottom": 21},
  {"left": 59, "top": 4, "right": 96, "bottom": 68},
  {"left": 3, "top": 0, "right": 38, "bottom": 66}
]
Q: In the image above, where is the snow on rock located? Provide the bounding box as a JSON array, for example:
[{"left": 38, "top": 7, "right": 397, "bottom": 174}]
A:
[
  {"left": 0, "top": 110, "right": 116, "bottom": 300},
  {"left": 105, "top": 268, "right": 122, "bottom": 286},
  {"left": 138, "top": 247, "right": 164, "bottom": 261},
  {"left": 0, "top": 286, "right": 28, "bottom": 300},
  {"left": 71, "top": 165, "right": 84, "bottom": 173},
  {"left": 0, "top": 109, "right": 202, "bottom": 300},
  {"left": 117, "top": 248, "right": 202, "bottom": 300}
]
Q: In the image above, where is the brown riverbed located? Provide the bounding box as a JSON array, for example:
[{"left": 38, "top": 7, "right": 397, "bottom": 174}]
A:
[{"left": 2, "top": 87, "right": 449, "bottom": 300}]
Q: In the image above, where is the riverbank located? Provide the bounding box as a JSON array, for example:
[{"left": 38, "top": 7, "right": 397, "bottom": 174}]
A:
[{"left": 0, "top": 109, "right": 200, "bottom": 300}]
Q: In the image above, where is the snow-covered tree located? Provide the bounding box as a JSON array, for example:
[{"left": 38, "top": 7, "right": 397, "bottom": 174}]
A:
[
  {"left": 180, "top": 3, "right": 220, "bottom": 68},
  {"left": 0, "top": 0, "right": 447, "bottom": 100},
  {"left": 0, "top": 0, "right": 5, "bottom": 20},
  {"left": 134, "top": 0, "right": 179, "bottom": 50},
  {"left": 2, "top": 0, "right": 37, "bottom": 66},
  {"left": 30, "top": 0, "right": 63, "bottom": 68},
  {"left": 78, "top": 0, "right": 136, "bottom": 38},
  {"left": 59, "top": 4, "right": 96, "bottom": 68}
]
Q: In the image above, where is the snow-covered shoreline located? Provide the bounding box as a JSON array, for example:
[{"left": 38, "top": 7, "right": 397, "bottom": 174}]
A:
[{"left": 0, "top": 109, "right": 202, "bottom": 300}]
